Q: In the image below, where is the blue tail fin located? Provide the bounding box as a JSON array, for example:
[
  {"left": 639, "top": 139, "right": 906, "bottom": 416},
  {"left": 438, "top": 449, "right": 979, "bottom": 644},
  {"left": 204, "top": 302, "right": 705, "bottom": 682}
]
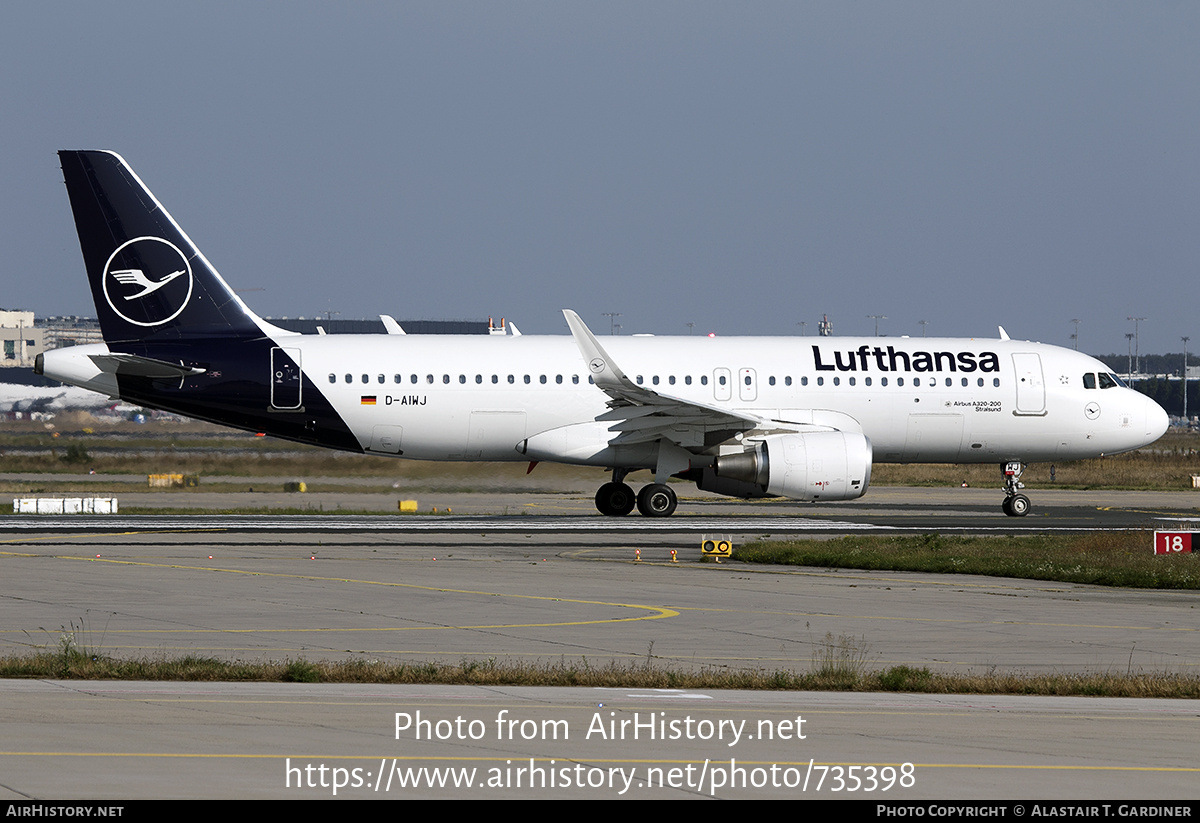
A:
[{"left": 58, "top": 150, "right": 274, "bottom": 344}]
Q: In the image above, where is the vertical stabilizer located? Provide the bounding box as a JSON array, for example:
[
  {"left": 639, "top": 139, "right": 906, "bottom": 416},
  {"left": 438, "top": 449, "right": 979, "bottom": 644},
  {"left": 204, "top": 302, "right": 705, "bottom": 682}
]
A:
[{"left": 58, "top": 150, "right": 283, "bottom": 344}]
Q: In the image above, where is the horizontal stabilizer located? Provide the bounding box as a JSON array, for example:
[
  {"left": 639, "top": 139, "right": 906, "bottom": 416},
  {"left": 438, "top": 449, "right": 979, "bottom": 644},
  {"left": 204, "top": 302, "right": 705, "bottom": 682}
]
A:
[{"left": 89, "top": 353, "right": 206, "bottom": 380}]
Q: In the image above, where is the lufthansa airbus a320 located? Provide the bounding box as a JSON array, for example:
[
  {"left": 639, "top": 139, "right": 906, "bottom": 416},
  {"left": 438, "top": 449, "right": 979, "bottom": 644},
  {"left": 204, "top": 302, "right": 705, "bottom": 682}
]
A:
[{"left": 39, "top": 151, "right": 1169, "bottom": 517}]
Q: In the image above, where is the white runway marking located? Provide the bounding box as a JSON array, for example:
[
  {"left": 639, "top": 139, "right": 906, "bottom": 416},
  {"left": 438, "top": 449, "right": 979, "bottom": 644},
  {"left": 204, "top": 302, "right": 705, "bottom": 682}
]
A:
[{"left": 0, "top": 515, "right": 892, "bottom": 532}]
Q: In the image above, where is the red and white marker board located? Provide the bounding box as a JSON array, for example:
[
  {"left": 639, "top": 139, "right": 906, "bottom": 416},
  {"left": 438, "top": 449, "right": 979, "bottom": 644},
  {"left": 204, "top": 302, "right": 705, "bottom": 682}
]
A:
[{"left": 1154, "top": 532, "right": 1195, "bottom": 554}]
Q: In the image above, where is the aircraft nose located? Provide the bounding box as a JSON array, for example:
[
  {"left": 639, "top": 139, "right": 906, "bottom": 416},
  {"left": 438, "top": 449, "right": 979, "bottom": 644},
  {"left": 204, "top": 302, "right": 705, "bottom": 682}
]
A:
[{"left": 1145, "top": 396, "right": 1169, "bottom": 441}]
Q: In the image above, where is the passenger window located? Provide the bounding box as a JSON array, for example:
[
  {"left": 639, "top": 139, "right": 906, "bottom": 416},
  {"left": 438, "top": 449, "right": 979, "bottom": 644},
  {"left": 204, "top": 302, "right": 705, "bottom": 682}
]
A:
[
  {"left": 719, "top": 375, "right": 727, "bottom": 386},
  {"left": 523, "top": 375, "right": 530, "bottom": 384},
  {"left": 443, "top": 375, "right": 450, "bottom": 384},
  {"left": 637, "top": 375, "right": 643, "bottom": 385},
  {"left": 961, "top": 378, "right": 968, "bottom": 387},
  {"left": 668, "top": 376, "right": 676, "bottom": 385},
  {"left": 848, "top": 377, "right": 855, "bottom": 386},
  {"left": 459, "top": 375, "right": 466, "bottom": 384},
  {"left": 539, "top": 375, "right": 546, "bottom": 384},
  {"left": 1083, "top": 373, "right": 1097, "bottom": 389},
  {"left": 411, "top": 374, "right": 418, "bottom": 384},
  {"left": 652, "top": 376, "right": 659, "bottom": 385},
  {"left": 817, "top": 376, "right": 824, "bottom": 386},
  {"left": 833, "top": 377, "right": 840, "bottom": 386},
  {"left": 508, "top": 375, "right": 515, "bottom": 384},
  {"left": 799, "top": 376, "right": 807, "bottom": 386},
  {"left": 881, "top": 377, "right": 887, "bottom": 386},
  {"left": 492, "top": 375, "right": 499, "bottom": 384},
  {"left": 768, "top": 376, "right": 776, "bottom": 386},
  {"left": 426, "top": 374, "right": 434, "bottom": 384},
  {"left": 897, "top": 377, "right": 905, "bottom": 386},
  {"left": 328, "top": 374, "right": 335, "bottom": 384},
  {"left": 344, "top": 374, "right": 352, "bottom": 384},
  {"left": 786, "top": 376, "right": 793, "bottom": 386},
  {"left": 475, "top": 375, "right": 482, "bottom": 384},
  {"left": 685, "top": 376, "right": 692, "bottom": 385},
  {"left": 378, "top": 374, "right": 384, "bottom": 384},
  {"left": 865, "top": 377, "right": 872, "bottom": 386},
  {"left": 945, "top": 378, "right": 952, "bottom": 387},
  {"left": 977, "top": 378, "right": 983, "bottom": 387},
  {"left": 993, "top": 378, "right": 1000, "bottom": 387},
  {"left": 572, "top": 375, "right": 579, "bottom": 384},
  {"left": 362, "top": 375, "right": 369, "bottom": 384},
  {"left": 556, "top": 375, "right": 562, "bottom": 384},
  {"left": 913, "top": 378, "right": 920, "bottom": 387},
  {"left": 700, "top": 376, "right": 708, "bottom": 385},
  {"left": 394, "top": 375, "right": 401, "bottom": 384}
]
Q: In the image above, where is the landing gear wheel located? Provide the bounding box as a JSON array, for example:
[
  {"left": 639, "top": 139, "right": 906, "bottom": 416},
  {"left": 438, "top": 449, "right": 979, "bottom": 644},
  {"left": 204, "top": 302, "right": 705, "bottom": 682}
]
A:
[
  {"left": 636, "top": 483, "right": 678, "bottom": 517},
  {"left": 1000, "top": 461, "right": 1030, "bottom": 518},
  {"left": 595, "top": 482, "right": 636, "bottom": 516}
]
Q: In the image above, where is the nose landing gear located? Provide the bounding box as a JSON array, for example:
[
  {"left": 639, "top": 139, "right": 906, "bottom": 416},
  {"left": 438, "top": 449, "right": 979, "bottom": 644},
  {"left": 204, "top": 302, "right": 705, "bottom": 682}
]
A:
[{"left": 1001, "top": 461, "right": 1031, "bottom": 517}]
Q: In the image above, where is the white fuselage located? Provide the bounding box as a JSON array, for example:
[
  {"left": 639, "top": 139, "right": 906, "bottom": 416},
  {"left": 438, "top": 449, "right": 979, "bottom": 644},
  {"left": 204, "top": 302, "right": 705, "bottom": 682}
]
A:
[
  {"left": 267, "top": 332, "right": 1166, "bottom": 465},
  {"left": 43, "top": 331, "right": 1167, "bottom": 467}
]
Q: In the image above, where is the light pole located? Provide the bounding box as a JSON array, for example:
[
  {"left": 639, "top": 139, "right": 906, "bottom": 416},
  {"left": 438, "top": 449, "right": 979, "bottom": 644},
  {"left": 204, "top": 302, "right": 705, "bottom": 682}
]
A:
[
  {"left": 1184, "top": 336, "right": 1191, "bottom": 424},
  {"left": 1125, "top": 333, "right": 1134, "bottom": 382},
  {"left": 918, "top": 320, "right": 928, "bottom": 338},
  {"left": 1128, "top": 316, "right": 1147, "bottom": 376},
  {"left": 1071, "top": 318, "right": 1080, "bottom": 351},
  {"left": 602, "top": 312, "right": 621, "bottom": 335},
  {"left": 868, "top": 314, "right": 886, "bottom": 337}
]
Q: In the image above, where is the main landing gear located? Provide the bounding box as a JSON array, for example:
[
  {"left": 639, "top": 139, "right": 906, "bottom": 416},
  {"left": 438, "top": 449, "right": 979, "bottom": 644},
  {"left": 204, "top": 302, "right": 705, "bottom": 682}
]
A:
[
  {"left": 1001, "top": 461, "right": 1031, "bottom": 517},
  {"left": 595, "top": 471, "right": 678, "bottom": 518}
]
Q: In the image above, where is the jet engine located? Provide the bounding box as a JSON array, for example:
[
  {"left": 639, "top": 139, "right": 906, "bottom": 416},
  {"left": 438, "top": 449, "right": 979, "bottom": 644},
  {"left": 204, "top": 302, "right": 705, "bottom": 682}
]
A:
[{"left": 707, "top": 431, "right": 872, "bottom": 501}]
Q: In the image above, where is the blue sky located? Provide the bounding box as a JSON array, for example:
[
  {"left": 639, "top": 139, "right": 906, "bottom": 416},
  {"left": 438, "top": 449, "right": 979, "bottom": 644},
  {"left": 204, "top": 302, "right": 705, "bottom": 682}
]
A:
[{"left": 4, "top": 2, "right": 1197, "bottom": 354}]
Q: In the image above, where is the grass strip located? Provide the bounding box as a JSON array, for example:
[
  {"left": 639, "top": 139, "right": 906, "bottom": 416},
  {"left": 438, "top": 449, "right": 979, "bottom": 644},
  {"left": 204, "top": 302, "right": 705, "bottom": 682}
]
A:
[
  {"left": 734, "top": 532, "right": 1200, "bottom": 589},
  {"left": 1, "top": 650, "right": 1197, "bottom": 697}
]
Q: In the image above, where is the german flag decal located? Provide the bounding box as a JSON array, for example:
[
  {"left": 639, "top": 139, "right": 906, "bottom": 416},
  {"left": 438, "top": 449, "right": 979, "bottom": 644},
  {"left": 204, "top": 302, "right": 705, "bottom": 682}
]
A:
[{"left": 361, "top": 396, "right": 377, "bottom": 405}]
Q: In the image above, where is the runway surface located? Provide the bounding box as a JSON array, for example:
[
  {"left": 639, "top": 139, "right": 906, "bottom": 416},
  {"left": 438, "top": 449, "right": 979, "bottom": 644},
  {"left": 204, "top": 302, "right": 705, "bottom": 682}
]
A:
[
  {"left": 1, "top": 487, "right": 1198, "bottom": 799},
  {"left": 3, "top": 485, "right": 1199, "bottom": 532}
]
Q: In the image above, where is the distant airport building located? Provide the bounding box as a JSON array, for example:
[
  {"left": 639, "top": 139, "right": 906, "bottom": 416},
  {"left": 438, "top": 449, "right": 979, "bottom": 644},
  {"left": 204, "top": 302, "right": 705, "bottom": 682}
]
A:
[
  {"left": 37, "top": 315, "right": 105, "bottom": 349},
  {"left": 0, "top": 310, "right": 44, "bottom": 367},
  {"left": 265, "top": 317, "right": 489, "bottom": 335},
  {"left": 26, "top": 314, "right": 486, "bottom": 349}
]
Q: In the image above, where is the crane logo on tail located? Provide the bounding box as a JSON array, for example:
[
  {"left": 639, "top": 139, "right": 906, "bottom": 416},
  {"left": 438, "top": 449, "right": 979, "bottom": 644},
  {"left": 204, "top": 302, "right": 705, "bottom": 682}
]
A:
[{"left": 102, "top": 236, "right": 194, "bottom": 327}]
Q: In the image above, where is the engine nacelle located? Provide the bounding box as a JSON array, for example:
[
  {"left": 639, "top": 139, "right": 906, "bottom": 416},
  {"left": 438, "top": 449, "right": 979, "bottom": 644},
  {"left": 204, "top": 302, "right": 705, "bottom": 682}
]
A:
[
  {"left": 694, "top": 468, "right": 773, "bottom": 499},
  {"left": 711, "top": 431, "right": 872, "bottom": 501}
]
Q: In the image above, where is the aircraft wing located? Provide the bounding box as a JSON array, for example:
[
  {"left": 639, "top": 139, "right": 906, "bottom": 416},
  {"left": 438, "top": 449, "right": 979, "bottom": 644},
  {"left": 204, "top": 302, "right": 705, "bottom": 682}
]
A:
[{"left": 563, "top": 310, "right": 764, "bottom": 448}]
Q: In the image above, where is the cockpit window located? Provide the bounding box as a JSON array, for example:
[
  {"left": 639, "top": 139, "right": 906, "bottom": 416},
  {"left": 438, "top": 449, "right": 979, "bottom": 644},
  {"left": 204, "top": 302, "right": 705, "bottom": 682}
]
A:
[
  {"left": 1083, "top": 373, "right": 1096, "bottom": 389},
  {"left": 1098, "top": 372, "right": 1121, "bottom": 389}
]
